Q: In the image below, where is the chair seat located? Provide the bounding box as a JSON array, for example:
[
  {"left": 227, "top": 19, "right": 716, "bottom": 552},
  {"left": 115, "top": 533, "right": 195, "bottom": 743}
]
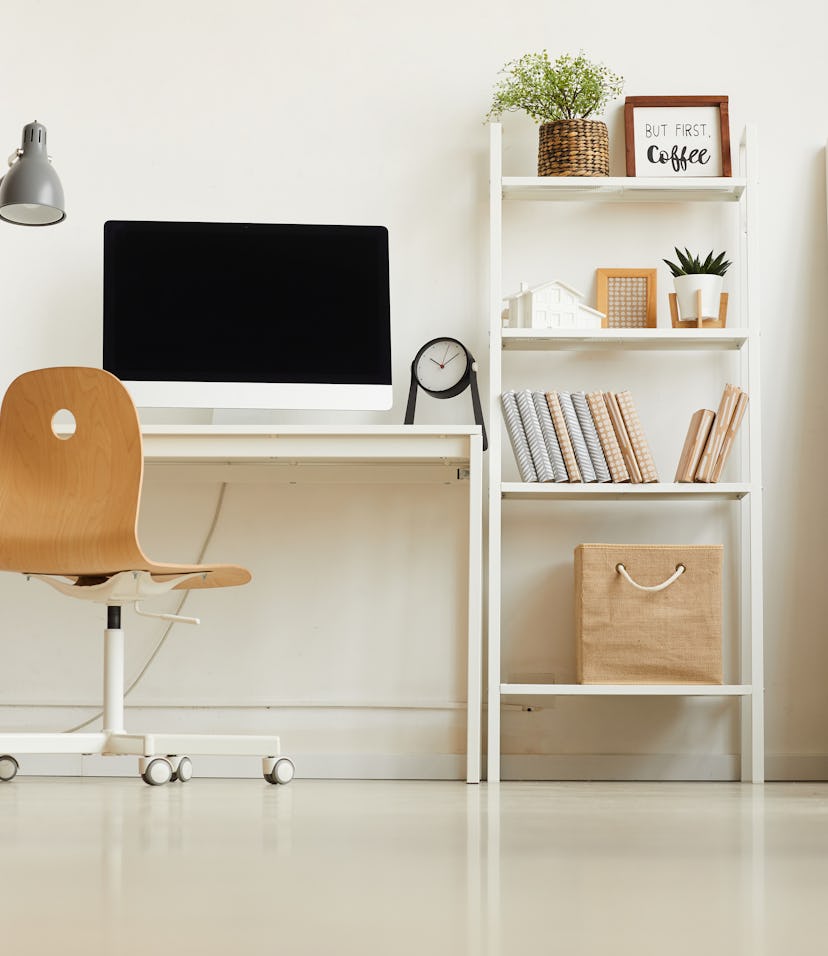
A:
[
  {"left": 0, "top": 367, "right": 251, "bottom": 590},
  {"left": 39, "top": 561, "right": 251, "bottom": 590}
]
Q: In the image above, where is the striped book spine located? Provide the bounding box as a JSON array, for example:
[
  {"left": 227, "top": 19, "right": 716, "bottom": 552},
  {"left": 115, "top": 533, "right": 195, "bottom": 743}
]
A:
[
  {"left": 545, "top": 392, "right": 581, "bottom": 482},
  {"left": 615, "top": 389, "right": 659, "bottom": 483},
  {"left": 675, "top": 408, "right": 715, "bottom": 482},
  {"left": 558, "top": 391, "right": 597, "bottom": 482},
  {"left": 515, "top": 389, "right": 555, "bottom": 482},
  {"left": 532, "top": 391, "right": 569, "bottom": 482},
  {"left": 710, "top": 391, "right": 749, "bottom": 482},
  {"left": 572, "top": 391, "right": 611, "bottom": 482},
  {"left": 696, "top": 384, "right": 740, "bottom": 483},
  {"left": 586, "top": 390, "right": 629, "bottom": 482},
  {"left": 604, "top": 392, "right": 643, "bottom": 483},
  {"left": 500, "top": 392, "right": 537, "bottom": 482}
]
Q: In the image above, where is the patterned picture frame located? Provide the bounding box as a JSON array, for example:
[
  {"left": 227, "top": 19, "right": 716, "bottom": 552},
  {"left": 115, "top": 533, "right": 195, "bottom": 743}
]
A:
[{"left": 595, "top": 268, "right": 657, "bottom": 329}]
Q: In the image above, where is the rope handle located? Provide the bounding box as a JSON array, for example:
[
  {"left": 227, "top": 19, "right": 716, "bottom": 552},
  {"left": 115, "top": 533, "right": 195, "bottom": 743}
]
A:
[{"left": 616, "top": 562, "right": 686, "bottom": 592}]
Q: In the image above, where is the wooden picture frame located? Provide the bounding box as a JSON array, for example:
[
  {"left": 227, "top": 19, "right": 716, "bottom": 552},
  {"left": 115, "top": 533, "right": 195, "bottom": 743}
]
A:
[
  {"left": 596, "top": 268, "right": 657, "bottom": 329},
  {"left": 624, "top": 96, "right": 732, "bottom": 178}
]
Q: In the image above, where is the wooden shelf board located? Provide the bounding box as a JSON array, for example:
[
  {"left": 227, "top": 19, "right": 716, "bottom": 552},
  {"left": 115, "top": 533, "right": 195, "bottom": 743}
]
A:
[
  {"left": 501, "top": 328, "right": 749, "bottom": 351},
  {"left": 501, "top": 683, "right": 752, "bottom": 697},
  {"left": 501, "top": 482, "right": 750, "bottom": 501},
  {"left": 501, "top": 176, "right": 746, "bottom": 203}
]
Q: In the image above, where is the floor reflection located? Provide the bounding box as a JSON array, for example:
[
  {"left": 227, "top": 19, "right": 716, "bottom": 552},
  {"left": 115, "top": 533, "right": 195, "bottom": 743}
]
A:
[{"left": 1, "top": 778, "right": 825, "bottom": 956}]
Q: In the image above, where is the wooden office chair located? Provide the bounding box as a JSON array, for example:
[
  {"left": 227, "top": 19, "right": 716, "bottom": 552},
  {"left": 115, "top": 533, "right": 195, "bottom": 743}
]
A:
[{"left": 0, "top": 367, "right": 294, "bottom": 786}]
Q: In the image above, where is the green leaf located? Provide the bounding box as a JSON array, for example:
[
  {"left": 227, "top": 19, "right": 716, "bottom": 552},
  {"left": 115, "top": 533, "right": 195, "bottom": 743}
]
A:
[
  {"left": 675, "top": 248, "right": 693, "bottom": 273},
  {"left": 485, "top": 49, "right": 623, "bottom": 124},
  {"left": 665, "top": 247, "right": 731, "bottom": 275}
]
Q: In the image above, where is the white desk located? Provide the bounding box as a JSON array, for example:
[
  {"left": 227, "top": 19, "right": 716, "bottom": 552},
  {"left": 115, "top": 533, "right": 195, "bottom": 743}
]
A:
[{"left": 140, "top": 424, "right": 484, "bottom": 783}]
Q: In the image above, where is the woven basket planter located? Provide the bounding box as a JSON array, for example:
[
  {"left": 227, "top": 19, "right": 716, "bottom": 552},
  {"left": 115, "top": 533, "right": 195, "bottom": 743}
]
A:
[{"left": 538, "top": 119, "right": 609, "bottom": 177}]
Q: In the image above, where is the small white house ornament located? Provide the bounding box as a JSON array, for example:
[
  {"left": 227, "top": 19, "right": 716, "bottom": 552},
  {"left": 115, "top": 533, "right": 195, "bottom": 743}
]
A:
[{"left": 504, "top": 279, "right": 605, "bottom": 329}]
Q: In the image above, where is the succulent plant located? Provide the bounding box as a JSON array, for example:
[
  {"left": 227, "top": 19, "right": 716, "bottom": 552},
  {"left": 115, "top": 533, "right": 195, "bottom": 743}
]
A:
[{"left": 663, "top": 248, "right": 732, "bottom": 278}]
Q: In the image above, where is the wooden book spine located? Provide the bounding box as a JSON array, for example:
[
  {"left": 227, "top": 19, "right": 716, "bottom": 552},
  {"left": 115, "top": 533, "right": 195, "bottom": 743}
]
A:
[
  {"left": 696, "top": 384, "right": 740, "bottom": 483},
  {"left": 615, "top": 389, "right": 659, "bottom": 483},
  {"left": 587, "top": 390, "right": 629, "bottom": 482},
  {"left": 545, "top": 392, "right": 582, "bottom": 482},
  {"left": 710, "top": 391, "right": 749, "bottom": 482},
  {"left": 675, "top": 409, "right": 715, "bottom": 483},
  {"left": 604, "top": 392, "right": 643, "bottom": 483}
]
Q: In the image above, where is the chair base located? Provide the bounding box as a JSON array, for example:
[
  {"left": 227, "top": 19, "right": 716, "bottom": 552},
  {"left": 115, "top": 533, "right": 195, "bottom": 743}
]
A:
[
  {"left": 0, "top": 731, "right": 294, "bottom": 785},
  {"left": 2, "top": 577, "right": 295, "bottom": 786}
]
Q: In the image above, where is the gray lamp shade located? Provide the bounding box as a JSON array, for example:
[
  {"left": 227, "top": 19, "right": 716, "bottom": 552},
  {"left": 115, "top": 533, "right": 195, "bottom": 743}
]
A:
[{"left": 0, "top": 122, "right": 65, "bottom": 226}]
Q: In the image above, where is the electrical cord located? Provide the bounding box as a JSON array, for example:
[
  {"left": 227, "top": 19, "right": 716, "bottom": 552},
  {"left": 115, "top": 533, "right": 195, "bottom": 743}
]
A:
[{"left": 64, "top": 482, "right": 228, "bottom": 734}]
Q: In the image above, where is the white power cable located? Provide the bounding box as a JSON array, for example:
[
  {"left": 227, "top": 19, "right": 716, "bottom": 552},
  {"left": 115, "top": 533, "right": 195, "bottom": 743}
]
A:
[{"left": 64, "top": 482, "right": 228, "bottom": 733}]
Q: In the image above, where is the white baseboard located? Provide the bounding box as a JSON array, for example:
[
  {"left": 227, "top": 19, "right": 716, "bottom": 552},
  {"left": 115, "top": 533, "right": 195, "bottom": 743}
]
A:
[
  {"left": 499, "top": 753, "right": 742, "bottom": 781},
  {"left": 15, "top": 753, "right": 468, "bottom": 780},
  {"left": 500, "top": 754, "right": 828, "bottom": 782},
  {"left": 13, "top": 753, "right": 828, "bottom": 782}
]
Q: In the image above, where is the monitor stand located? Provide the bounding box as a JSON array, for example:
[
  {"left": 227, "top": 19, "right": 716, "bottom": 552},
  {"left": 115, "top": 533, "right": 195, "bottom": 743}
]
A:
[{"left": 210, "top": 407, "right": 277, "bottom": 426}]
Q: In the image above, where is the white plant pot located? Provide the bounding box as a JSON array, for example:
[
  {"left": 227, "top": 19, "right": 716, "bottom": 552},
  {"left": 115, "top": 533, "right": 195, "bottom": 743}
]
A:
[{"left": 673, "top": 274, "right": 723, "bottom": 322}]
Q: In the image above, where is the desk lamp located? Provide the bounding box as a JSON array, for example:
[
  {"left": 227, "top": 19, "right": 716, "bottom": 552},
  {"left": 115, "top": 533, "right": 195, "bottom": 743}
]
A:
[{"left": 0, "top": 121, "right": 65, "bottom": 225}]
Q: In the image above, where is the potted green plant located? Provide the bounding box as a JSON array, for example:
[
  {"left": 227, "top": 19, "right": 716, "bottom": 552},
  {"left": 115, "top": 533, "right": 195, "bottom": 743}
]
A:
[
  {"left": 485, "top": 50, "right": 624, "bottom": 177},
  {"left": 663, "top": 248, "right": 731, "bottom": 323}
]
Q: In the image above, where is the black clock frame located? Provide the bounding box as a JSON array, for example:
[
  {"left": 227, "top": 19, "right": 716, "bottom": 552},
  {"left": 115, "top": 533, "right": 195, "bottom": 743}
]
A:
[{"left": 404, "top": 336, "right": 487, "bottom": 450}]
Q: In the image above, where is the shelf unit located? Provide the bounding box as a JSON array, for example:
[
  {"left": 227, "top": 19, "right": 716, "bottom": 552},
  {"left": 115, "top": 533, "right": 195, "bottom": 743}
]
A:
[
  {"left": 501, "top": 176, "right": 746, "bottom": 204},
  {"left": 501, "top": 328, "right": 749, "bottom": 351},
  {"left": 486, "top": 123, "right": 764, "bottom": 783}
]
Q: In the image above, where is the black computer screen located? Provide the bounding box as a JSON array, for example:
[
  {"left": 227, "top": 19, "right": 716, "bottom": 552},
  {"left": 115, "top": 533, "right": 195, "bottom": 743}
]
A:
[{"left": 103, "top": 220, "right": 391, "bottom": 388}]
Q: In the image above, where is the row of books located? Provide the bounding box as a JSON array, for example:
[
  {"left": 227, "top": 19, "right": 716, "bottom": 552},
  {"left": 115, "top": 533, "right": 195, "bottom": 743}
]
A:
[
  {"left": 500, "top": 389, "right": 659, "bottom": 484},
  {"left": 675, "top": 384, "right": 749, "bottom": 483}
]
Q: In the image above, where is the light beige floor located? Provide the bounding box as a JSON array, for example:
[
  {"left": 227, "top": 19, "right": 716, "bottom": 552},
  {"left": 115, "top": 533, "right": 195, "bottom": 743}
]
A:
[{"left": 1, "top": 778, "right": 826, "bottom": 955}]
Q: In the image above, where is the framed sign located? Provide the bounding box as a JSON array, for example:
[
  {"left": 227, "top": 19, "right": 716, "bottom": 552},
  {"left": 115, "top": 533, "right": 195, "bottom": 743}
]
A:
[
  {"left": 624, "top": 96, "right": 731, "bottom": 178},
  {"left": 595, "top": 269, "right": 657, "bottom": 329}
]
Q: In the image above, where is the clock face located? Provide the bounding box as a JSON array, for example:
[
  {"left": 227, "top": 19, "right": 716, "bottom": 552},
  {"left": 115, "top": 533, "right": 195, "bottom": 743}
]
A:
[{"left": 414, "top": 339, "right": 469, "bottom": 394}]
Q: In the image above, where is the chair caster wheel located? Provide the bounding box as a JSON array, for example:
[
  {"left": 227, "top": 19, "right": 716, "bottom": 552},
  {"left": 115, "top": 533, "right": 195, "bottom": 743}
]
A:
[
  {"left": 170, "top": 756, "right": 193, "bottom": 783},
  {"left": 141, "top": 757, "right": 173, "bottom": 786},
  {"left": 0, "top": 754, "right": 19, "bottom": 782},
  {"left": 265, "top": 757, "right": 295, "bottom": 785}
]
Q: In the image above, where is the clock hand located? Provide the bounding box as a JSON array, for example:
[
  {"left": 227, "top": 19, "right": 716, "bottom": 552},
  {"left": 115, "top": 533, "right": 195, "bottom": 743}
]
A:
[
  {"left": 443, "top": 352, "right": 461, "bottom": 365},
  {"left": 430, "top": 358, "right": 443, "bottom": 367}
]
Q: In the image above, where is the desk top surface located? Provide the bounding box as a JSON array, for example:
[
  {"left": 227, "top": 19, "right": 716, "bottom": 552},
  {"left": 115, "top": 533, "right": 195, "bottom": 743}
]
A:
[
  {"left": 138, "top": 424, "right": 482, "bottom": 465},
  {"left": 140, "top": 424, "right": 481, "bottom": 437}
]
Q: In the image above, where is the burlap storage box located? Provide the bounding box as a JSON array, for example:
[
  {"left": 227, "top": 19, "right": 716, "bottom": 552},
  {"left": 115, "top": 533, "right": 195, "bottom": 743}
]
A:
[{"left": 574, "top": 544, "right": 723, "bottom": 684}]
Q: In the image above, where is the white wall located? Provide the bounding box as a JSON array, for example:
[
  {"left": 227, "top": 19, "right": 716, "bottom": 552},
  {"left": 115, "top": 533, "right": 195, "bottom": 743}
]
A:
[{"left": 0, "top": 0, "right": 825, "bottom": 779}]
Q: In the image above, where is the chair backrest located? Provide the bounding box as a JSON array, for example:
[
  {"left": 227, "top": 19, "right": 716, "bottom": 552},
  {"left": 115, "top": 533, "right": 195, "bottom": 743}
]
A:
[{"left": 0, "top": 366, "right": 147, "bottom": 575}]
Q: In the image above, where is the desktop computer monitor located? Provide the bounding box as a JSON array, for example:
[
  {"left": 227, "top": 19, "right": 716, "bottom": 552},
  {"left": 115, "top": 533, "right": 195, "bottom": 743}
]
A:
[{"left": 103, "top": 220, "right": 392, "bottom": 410}]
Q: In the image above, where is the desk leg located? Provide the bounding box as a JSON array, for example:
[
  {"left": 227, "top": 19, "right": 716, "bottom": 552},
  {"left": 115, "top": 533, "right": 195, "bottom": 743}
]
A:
[{"left": 466, "top": 433, "right": 483, "bottom": 783}]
